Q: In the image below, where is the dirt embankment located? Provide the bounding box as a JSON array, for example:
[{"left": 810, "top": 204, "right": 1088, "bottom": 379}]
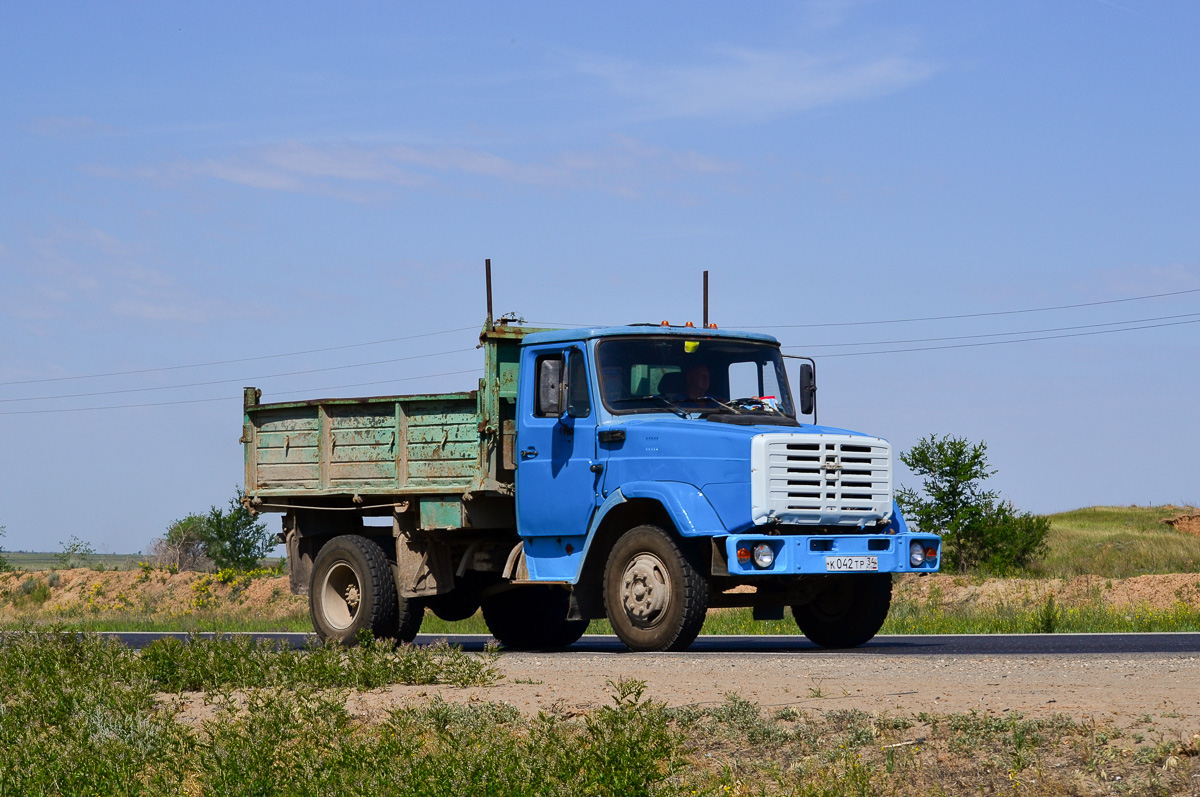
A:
[
  {"left": 0, "top": 567, "right": 304, "bottom": 623},
  {"left": 894, "top": 572, "right": 1200, "bottom": 613},
  {"left": 1164, "top": 513, "right": 1200, "bottom": 537},
  {"left": 3, "top": 567, "right": 1199, "bottom": 623}
]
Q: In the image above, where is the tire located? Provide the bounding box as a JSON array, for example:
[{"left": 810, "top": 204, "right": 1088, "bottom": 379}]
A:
[
  {"left": 481, "top": 585, "right": 588, "bottom": 651},
  {"left": 383, "top": 593, "right": 426, "bottom": 644},
  {"left": 792, "top": 574, "right": 892, "bottom": 649},
  {"left": 428, "top": 587, "right": 481, "bottom": 622},
  {"left": 309, "top": 535, "right": 400, "bottom": 644},
  {"left": 603, "top": 525, "right": 708, "bottom": 652}
]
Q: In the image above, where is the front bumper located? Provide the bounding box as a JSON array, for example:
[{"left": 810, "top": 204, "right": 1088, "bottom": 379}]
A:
[{"left": 723, "top": 532, "right": 941, "bottom": 575}]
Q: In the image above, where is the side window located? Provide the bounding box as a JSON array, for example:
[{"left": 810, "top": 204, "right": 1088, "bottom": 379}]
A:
[
  {"left": 567, "top": 349, "right": 591, "bottom": 417},
  {"left": 535, "top": 355, "right": 564, "bottom": 417}
]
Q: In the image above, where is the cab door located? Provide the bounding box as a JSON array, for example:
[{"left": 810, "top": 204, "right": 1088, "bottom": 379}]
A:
[{"left": 516, "top": 344, "right": 599, "bottom": 538}]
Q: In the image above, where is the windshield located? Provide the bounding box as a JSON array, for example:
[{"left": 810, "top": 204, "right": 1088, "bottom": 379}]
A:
[{"left": 596, "top": 336, "right": 795, "bottom": 417}]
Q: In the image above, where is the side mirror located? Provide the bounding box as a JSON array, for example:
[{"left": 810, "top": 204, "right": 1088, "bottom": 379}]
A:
[
  {"left": 798, "top": 363, "right": 816, "bottom": 416},
  {"left": 538, "top": 359, "right": 563, "bottom": 416}
]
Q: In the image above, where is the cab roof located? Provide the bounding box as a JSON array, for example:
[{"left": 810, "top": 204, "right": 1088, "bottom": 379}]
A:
[{"left": 521, "top": 325, "right": 780, "bottom": 347}]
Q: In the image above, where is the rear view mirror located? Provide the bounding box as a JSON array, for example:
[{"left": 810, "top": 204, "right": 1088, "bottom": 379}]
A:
[
  {"left": 798, "top": 363, "right": 816, "bottom": 416},
  {"left": 537, "top": 359, "right": 563, "bottom": 416}
]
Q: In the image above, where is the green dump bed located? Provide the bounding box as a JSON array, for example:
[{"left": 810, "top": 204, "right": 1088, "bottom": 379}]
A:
[
  {"left": 243, "top": 390, "right": 483, "bottom": 497},
  {"left": 241, "top": 324, "right": 551, "bottom": 505}
]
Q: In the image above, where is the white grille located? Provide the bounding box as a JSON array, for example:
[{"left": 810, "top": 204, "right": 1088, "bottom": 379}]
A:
[{"left": 751, "top": 433, "right": 893, "bottom": 527}]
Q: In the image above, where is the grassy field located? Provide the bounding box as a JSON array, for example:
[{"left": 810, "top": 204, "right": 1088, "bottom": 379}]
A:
[
  {"left": 1031, "top": 505, "right": 1200, "bottom": 579},
  {"left": 1, "top": 631, "right": 1196, "bottom": 795}
]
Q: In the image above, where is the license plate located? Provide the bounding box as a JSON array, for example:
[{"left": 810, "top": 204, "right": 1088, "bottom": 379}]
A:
[{"left": 825, "top": 556, "right": 878, "bottom": 572}]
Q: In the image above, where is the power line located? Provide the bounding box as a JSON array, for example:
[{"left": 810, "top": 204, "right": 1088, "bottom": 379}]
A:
[
  {"left": 0, "top": 348, "right": 478, "bottom": 404},
  {"left": 782, "top": 311, "right": 1200, "bottom": 349},
  {"left": 0, "top": 369, "right": 481, "bottom": 416},
  {"left": 739, "top": 286, "right": 1200, "bottom": 329},
  {"left": 0, "top": 325, "right": 480, "bottom": 387},
  {"left": 806, "top": 316, "right": 1200, "bottom": 358}
]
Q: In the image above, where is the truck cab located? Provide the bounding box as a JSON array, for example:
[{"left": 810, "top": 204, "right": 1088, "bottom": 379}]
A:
[{"left": 512, "top": 325, "right": 940, "bottom": 650}]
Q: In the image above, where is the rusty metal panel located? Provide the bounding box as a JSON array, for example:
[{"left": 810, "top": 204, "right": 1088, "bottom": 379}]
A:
[
  {"left": 407, "top": 441, "right": 478, "bottom": 460},
  {"left": 501, "top": 419, "right": 516, "bottom": 471},
  {"left": 407, "top": 460, "right": 477, "bottom": 481},
  {"left": 406, "top": 425, "right": 479, "bottom": 443},
  {"left": 253, "top": 407, "right": 321, "bottom": 488},
  {"left": 419, "top": 497, "right": 464, "bottom": 529}
]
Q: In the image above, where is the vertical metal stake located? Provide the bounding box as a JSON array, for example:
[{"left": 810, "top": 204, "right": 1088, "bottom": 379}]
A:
[
  {"left": 485, "top": 258, "right": 494, "bottom": 329},
  {"left": 703, "top": 270, "right": 709, "bottom": 327}
]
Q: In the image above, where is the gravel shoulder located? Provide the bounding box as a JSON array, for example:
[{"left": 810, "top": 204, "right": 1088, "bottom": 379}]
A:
[{"left": 356, "top": 649, "right": 1200, "bottom": 739}]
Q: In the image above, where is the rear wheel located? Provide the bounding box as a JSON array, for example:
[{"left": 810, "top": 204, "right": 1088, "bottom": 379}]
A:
[
  {"left": 603, "top": 525, "right": 708, "bottom": 652},
  {"left": 384, "top": 593, "right": 426, "bottom": 643},
  {"left": 792, "top": 574, "right": 892, "bottom": 648},
  {"left": 309, "top": 535, "right": 400, "bottom": 644},
  {"left": 481, "top": 585, "right": 587, "bottom": 650}
]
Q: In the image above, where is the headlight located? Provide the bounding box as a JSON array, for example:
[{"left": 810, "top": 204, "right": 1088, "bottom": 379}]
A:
[
  {"left": 909, "top": 540, "right": 925, "bottom": 567},
  {"left": 752, "top": 543, "right": 775, "bottom": 568}
]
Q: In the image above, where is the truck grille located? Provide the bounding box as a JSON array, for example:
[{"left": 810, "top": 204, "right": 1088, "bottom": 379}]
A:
[{"left": 751, "top": 433, "right": 893, "bottom": 527}]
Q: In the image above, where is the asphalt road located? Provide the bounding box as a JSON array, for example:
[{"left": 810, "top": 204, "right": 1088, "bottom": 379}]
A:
[{"left": 98, "top": 631, "right": 1200, "bottom": 655}]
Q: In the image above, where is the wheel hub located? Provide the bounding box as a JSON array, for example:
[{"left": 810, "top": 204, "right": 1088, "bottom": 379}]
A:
[
  {"left": 320, "top": 561, "right": 362, "bottom": 631},
  {"left": 621, "top": 553, "right": 671, "bottom": 627}
]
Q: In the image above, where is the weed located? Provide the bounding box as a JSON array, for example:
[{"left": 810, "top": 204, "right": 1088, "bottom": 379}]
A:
[
  {"left": 1036, "top": 594, "right": 1059, "bottom": 633},
  {"left": 13, "top": 577, "right": 52, "bottom": 607},
  {"left": 774, "top": 706, "right": 803, "bottom": 722},
  {"left": 709, "top": 693, "right": 790, "bottom": 745}
]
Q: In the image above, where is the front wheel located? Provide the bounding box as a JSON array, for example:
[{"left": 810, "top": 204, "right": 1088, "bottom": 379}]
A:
[
  {"left": 310, "top": 535, "right": 403, "bottom": 644},
  {"left": 792, "top": 574, "right": 892, "bottom": 649},
  {"left": 603, "top": 525, "right": 708, "bottom": 652}
]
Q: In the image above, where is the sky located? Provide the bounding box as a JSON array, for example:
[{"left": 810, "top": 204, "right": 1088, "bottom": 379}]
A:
[{"left": 1, "top": 1, "right": 1197, "bottom": 554}]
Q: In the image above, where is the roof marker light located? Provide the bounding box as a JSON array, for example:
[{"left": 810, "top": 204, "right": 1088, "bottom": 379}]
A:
[{"left": 661, "top": 320, "right": 670, "bottom": 326}]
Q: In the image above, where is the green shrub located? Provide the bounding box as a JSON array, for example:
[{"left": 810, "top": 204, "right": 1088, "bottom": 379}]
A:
[
  {"left": 157, "top": 489, "right": 275, "bottom": 572},
  {"left": 898, "top": 434, "right": 1048, "bottom": 573}
]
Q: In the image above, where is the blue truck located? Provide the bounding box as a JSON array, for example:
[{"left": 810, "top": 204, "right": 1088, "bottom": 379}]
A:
[{"left": 242, "top": 319, "right": 940, "bottom": 652}]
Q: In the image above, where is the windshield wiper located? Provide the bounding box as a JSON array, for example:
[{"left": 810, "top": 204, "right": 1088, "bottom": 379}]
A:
[{"left": 609, "top": 395, "right": 689, "bottom": 418}]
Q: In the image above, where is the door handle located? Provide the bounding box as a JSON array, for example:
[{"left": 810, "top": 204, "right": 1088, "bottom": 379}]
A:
[{"left": 521, "top": 447, "right": 539, "bottom": 459}]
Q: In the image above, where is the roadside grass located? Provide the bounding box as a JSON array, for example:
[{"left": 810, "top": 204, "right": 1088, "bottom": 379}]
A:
[
  {"left": 0, "top": 612, "right": 313, "bottom": 633},
  {"left": 1034, "top": 505, "right": 1200, "bottom": 579},
  {"left": 2, "top": 634, "right": 1197, "bottom": 795}
]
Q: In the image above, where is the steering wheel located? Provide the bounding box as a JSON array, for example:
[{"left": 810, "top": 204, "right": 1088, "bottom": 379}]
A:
[{"left": 730, "top": 396, "right": 773, "bottom": 411}]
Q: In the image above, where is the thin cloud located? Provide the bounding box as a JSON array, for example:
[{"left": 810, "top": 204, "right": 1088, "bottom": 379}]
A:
[
  {"left": 111, "top": 299, "right": 208, "bottom": 323},
  {"left": 8, "top": 227, "right": 213, "bottom": 324},
  {"left": 27, "top": 116, "right": 114, "bottom": 137},
  {"left": 577, "top": 45, "right": 938, "bottom": 121},
  {"left": 127, "top": 136, "right": 739, "bottom": 201}
]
